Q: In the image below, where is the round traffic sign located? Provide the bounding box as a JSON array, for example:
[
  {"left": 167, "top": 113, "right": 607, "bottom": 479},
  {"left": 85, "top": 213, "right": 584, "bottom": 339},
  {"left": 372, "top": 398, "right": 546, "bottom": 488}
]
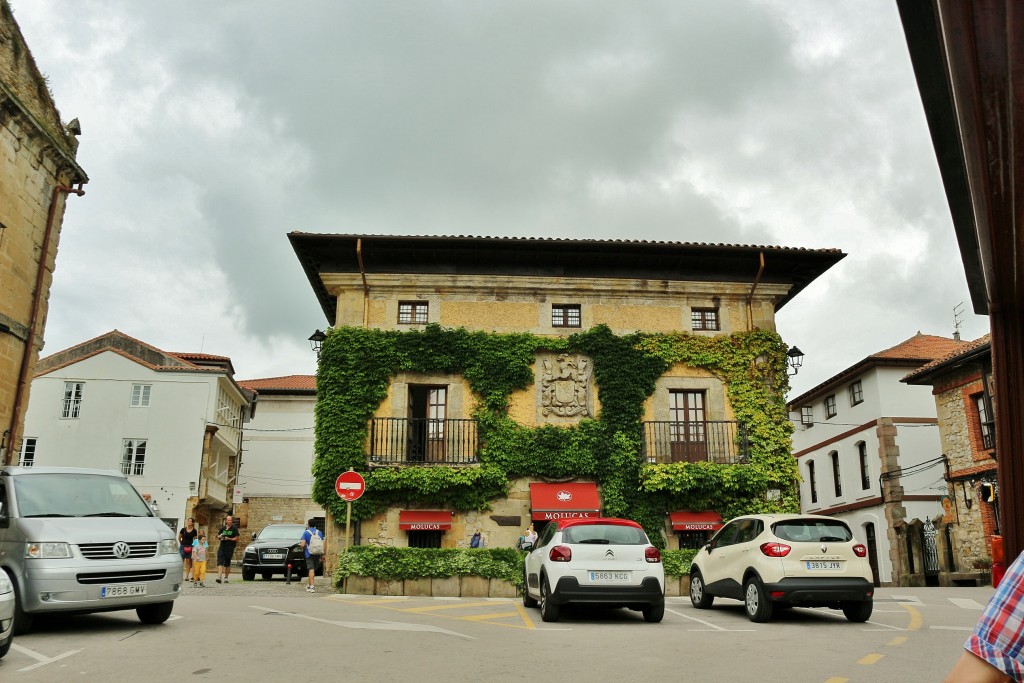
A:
[{"left": 335, "top": 470, "right": 366, "bottom": 501}]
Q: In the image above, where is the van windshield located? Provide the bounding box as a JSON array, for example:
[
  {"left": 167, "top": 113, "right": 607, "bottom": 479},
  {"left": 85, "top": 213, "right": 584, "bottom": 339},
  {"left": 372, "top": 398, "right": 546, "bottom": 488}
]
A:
[{"left": 13, "top": 473, "right": 153, "bottom": 518}]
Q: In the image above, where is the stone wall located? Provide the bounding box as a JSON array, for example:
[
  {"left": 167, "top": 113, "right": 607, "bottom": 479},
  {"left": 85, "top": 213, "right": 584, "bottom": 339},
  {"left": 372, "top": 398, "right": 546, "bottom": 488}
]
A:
[{"left": 0, "top": 0, "right": 84, "bottom": 463}]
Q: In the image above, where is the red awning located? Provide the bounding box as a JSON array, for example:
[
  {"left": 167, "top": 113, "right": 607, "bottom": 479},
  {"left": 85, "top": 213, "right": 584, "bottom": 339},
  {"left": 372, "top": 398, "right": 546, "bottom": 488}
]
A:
[
  {"left": 530, "top": 482, "right": 601, "bottom": 521},
  {"left": 669, "top": 511, "right": 724, "bottom": 532},
  {"left": 398, "top": 510, "right": 453, "bottom": 531}
]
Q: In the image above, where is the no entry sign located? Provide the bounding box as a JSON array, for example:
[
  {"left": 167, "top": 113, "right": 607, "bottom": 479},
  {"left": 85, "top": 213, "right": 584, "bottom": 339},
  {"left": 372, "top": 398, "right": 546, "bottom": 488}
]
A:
[{"left": 335, "top": 470, "right": 366, "bottom": 501}]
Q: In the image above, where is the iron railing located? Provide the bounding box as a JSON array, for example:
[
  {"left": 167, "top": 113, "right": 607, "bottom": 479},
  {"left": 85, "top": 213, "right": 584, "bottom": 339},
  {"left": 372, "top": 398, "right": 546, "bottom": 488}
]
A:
[
  {"left": 641, "top": 420, "right": 750, "bottom": 465},
  {"left": 369, "top": 418, "right": 479, "bottom": 465}
]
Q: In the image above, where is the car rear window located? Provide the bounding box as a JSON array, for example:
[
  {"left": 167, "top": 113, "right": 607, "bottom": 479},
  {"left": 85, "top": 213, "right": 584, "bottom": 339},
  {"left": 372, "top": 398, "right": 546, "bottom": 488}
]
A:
[
  {"left": 562, "top": 524, "right": 649, "bottom": 545},
  {"left": 772, "top": 519, "right": 853, "bottom": 543}
]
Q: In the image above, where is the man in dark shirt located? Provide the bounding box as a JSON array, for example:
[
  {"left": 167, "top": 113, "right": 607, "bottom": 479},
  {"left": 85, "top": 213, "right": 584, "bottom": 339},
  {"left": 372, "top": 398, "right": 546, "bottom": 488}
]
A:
[{"left": 214, "top": 515, "right": 240, "bottom": 584}]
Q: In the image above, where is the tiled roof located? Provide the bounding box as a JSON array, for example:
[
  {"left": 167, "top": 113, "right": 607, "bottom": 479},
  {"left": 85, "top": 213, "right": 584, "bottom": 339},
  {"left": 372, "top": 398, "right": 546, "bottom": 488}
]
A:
[
  {"left": 903, "top": 334, "right": 991, "bottom": 382},
  {"left": 171, "top": 352, "right": 232, "bottom": 362},
  {"left": 239, "top": 375, "right": 316, "bottom": 392},
  {"left": 787, "top": 332, "right": 972, "bottom": 407}
]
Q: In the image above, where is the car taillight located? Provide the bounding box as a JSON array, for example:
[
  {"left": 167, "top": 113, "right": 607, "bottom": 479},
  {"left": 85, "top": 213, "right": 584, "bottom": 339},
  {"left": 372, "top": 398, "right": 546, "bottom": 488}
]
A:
[
  {"left": 645, "top": 546, "right": 662, "bottom": 563},
  {"left": 549, "top": 545, "right": 572, "bottom": 562},
  {"left": 759, "top": 542, "right": 791, "bottom": 557},
  {"left": 853, "top": 543, "right": 867, "bottom": 558}
]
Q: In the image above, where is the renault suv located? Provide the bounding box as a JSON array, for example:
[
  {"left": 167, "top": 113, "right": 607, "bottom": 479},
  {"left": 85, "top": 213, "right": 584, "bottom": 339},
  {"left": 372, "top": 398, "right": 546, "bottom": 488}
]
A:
[
  {"left": 522, "top": 518, "right": 665, "bottom": 623},
  {"left": 688, "top": 514, "right": 873, "bottom": 623}
]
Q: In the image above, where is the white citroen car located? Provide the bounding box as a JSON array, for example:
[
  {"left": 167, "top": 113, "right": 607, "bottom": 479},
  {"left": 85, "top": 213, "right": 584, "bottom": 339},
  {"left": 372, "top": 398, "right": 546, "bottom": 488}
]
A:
[
  {"left": 523, "top": 518, "right": 665, "bottom": 623},
  {"left": 688, "top": 514, "right": 874, "bottom": 623}
]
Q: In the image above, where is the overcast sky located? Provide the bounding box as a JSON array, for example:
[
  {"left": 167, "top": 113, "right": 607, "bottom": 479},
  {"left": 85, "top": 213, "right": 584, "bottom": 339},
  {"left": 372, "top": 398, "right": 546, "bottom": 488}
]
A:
[{"left": 12, "top": 1, "right": 989, "bottom": 398}]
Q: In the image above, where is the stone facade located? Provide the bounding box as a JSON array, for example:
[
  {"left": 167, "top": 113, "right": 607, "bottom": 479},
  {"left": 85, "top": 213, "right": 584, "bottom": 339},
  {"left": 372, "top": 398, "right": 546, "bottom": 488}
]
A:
[{"left": 0, "top": 0, "right": 86, "bottom": 464}]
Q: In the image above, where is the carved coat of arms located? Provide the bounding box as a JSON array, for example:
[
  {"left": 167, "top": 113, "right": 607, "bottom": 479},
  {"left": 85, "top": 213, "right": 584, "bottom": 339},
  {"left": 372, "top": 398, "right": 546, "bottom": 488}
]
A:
[{"left": 541, "top": 353, "right": 592, "bottom": 417}]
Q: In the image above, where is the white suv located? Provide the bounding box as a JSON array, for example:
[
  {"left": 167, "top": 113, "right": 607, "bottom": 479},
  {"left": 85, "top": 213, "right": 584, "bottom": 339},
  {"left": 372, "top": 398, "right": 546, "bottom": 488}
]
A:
[
  {"left": 523, "top": 518, "right": 665, "bottom": 623},
  {"left": 688, "top": 514, "right": 874, "bottom": 623}
]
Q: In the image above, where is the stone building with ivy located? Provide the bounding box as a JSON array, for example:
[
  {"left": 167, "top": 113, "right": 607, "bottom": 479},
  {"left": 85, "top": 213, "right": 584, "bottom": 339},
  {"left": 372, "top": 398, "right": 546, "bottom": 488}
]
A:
[{"left": 289, "top": 233, "right": 843, "bottom": 560}]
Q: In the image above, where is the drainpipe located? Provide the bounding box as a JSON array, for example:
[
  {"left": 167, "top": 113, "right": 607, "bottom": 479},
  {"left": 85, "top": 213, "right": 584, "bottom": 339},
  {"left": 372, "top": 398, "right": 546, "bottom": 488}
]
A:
[
  {"left": 5, "top": 183, "right": 85, "bottom": 465},
  {"left": 746, "top": 252, "right": 766, "bottom": 331},
  {"left": 356, "top": 238, "right": 370, "bottom": 327}
]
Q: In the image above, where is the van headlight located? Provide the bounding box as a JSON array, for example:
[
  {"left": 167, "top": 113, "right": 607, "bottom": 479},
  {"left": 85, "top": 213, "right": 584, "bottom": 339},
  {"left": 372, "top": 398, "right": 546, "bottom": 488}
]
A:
[
  {"left": 0, "top": 572, "right": 12, "bottom": 594},
  {"left": 26, "top": 542, "right": 72, "bottom": 559},
  {"left": 159, "top": 539, "right": 178, "bottom": 555}
]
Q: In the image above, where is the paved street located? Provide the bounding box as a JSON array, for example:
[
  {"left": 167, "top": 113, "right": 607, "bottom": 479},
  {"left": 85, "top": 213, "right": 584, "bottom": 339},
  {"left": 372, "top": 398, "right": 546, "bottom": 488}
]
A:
[{"left": 1, "top": 580, "right": 993, "bottom": 683}]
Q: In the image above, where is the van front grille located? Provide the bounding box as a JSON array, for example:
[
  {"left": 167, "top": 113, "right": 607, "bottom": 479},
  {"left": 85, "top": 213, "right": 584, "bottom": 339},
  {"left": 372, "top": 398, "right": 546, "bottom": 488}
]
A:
[
  {"left": 78, "top": 542, "right": 159, "bottom": 560},
  {"left": 77, "top": 569, "right": 167, "bottom": 584}
]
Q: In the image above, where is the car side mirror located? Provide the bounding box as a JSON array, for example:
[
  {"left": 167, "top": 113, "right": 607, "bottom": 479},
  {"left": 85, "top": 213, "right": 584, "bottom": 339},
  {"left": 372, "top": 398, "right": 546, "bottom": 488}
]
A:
[
  {"left": 704, "top": 541, "right": 714, "bottom": 552},
  {"left": 251, "top": 532, "right": 257, "bottom": 541}
]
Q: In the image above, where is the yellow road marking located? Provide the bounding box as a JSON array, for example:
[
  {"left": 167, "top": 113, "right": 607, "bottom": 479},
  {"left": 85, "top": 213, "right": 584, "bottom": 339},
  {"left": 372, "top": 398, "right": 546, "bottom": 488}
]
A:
[
  {"left": 857, "top": 653, "right": 884, "bottom": 665},
  {"left": 888, "top": 636, "right": 908, "bottom": 647},
  {"left": 514, "top": 601, "right": 536, "bottom": 629},
  {"left": 900, "top": 603, "right": 923, "bottom": 631},
  {"left": 460, "top": 610, "right": 520, "bottom": 621},
  {"left": 824, "top": 678, "right": 848, "bottom": 683},
  {"left": 403, "top": 601, "right": 496, "bottom": 613}
]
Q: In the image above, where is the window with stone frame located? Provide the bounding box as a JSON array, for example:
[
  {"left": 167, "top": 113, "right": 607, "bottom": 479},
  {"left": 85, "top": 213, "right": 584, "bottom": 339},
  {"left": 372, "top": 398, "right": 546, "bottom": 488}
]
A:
[
  {"left": 551, "top": 304, "right": 581, "bottom": 328},
  {"left": 974, "top": 393, "right": 995, "bottom": 450},
  {"left": 691, "top": 308, "right": 720, "bottom": 331},
  {"left": 398, "top": 301, "right": 428, "bottom": 324}
]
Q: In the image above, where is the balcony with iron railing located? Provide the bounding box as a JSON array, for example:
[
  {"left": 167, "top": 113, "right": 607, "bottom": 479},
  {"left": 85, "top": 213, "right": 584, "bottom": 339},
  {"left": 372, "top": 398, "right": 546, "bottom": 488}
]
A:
[
  {"left": 641, "top": 420, "right": 751, "bottom": 465},
  {"left": 369, "top": 418, "right": 479, "bottom": 465}
]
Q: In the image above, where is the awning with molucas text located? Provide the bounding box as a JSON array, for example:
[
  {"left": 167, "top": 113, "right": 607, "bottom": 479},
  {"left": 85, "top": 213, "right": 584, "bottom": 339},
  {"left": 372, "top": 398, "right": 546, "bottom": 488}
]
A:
[
  {"left": 398, "top": 510, "right": 453, "bottom": 531},
  {"left": 529, "top": 482, "right": 601, "bottom": 521},
  {"left": 669, "top": 511, "right": 724, "bottom": 532}
]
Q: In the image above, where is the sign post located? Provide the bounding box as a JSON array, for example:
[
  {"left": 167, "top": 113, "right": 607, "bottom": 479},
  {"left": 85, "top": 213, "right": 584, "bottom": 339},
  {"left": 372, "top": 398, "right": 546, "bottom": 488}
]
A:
[{"left": 335, "top": 469, "right": 366, "bottom": 555}]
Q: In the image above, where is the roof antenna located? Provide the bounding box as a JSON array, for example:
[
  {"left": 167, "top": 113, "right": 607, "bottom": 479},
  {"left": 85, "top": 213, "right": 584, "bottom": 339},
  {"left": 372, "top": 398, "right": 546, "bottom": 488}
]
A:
[{"left": 953, "top": 302, "right": 964, "bottom": 341}]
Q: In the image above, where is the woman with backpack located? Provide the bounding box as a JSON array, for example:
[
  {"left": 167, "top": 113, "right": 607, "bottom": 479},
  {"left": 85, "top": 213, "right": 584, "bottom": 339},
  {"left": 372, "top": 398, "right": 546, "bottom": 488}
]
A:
[{"left": 301, "top": 519, "right": 325, "bottom": 593}]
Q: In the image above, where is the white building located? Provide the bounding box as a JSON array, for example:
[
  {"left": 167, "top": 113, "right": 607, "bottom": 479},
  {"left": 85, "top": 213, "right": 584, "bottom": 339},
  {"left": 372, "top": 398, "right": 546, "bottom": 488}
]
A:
[
  {"left": 18, "top": 330, "right": 254, "bottom": 532},
  {"left": 236, "top": 375, "right": 322, "bottom": 532},
  {"left": 788, "top": 333, "right": 969, "bottom": 586}
]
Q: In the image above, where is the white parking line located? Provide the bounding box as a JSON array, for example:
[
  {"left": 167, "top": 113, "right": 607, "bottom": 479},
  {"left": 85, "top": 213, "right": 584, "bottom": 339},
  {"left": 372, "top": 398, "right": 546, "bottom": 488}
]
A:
[
  {"left": 666, "top": 607, "right": 755, "bottom": 632},
  {"left": 249, "top": 604, "right": 476, "bottom": 640},
  {"left": 948, "top": 598, "right": 985, "bottom": 610},
  {"left": 891, "top": 595, "right": 922, "bottom": 604},
  {"left": 11, "top": 643, "right": 81, "bottom": 672},
  {"left": 931, "top": 626, "right": 973, "bottom": 631}
]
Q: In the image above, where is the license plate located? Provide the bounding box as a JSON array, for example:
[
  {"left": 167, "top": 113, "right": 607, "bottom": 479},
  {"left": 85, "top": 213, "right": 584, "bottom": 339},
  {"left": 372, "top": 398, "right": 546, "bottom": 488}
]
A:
[
  {"left": 263, "top": 553, "right": 284, "bottom": 560},
  {"left": 806, "top": 561, "right": 842, "bottom": 570},
  {"left": 589, "top": 571, "right": 630, "bottom": 582},
  {"left": 101, "top": 584, "right": 147, "bottom": 598}
]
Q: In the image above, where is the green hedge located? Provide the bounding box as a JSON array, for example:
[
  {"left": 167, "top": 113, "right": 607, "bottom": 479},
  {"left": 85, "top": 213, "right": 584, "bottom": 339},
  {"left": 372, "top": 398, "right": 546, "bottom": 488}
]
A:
[{"left": 332, "top": 546, "right": 697, "bottom": 589}]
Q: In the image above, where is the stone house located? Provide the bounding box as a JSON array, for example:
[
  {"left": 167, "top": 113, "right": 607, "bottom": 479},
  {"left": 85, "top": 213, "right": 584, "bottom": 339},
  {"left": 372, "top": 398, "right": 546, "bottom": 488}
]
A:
[
  {"left": 903, "top": 334, "right": 997, "bottom": 583},
  {"left": 0, "top": 0, "right": 87, "bottom": 466},
  {"left": 19, "top": 331, "right": 255, "bottom": 542},
  {"left": 788, "top": 333, "right": 970, "bottom": 586},
  {"left": 290, "top": 233, "right": 844, "bottom": 561}
]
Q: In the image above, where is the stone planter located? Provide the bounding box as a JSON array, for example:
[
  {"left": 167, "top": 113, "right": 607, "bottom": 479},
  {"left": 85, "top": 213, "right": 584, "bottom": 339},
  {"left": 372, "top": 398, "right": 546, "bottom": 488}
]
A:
[
  {"left": 489, "top": 579, "right": 517, "bottom": 598},
  {"left": 338, "top": 575, "right": 520, "bottom": 597},
  {"left": 460, "top": 575, "right": 489, "bottom": 597},
  {"left": 344, "top": 575, "right": 375, "bottom": 595},
  {"left": 431, "top": 576, "right": 461, "bottom": 596},
  {"left": 405, "top": 578, "right": 432, "bottom": 596}
]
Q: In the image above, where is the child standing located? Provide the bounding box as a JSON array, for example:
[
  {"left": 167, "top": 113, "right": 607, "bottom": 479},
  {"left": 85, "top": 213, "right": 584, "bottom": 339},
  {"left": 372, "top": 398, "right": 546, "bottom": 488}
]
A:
[{"left": 191, "top": 531, "right": 209, "bottom": 587}]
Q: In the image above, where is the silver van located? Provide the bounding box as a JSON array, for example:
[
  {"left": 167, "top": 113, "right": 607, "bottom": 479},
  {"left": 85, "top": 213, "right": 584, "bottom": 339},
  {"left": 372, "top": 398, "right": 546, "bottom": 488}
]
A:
[{"left": 0, "top": 466, "right": 182, "bottom": 633}]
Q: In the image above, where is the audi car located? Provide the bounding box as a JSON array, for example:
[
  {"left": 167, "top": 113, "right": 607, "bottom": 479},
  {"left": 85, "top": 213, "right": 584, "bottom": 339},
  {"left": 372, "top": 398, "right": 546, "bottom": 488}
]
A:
[{"left": 241, "top": 524, "right": 309, "bottom": 581}]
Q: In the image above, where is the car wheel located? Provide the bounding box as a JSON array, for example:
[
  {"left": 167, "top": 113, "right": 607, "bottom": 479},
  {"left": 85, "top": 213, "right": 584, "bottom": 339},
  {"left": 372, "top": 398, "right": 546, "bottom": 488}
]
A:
[
  {"left": 689, "top": 569, "right": 714, "bottom": 609},
  {"left": 241, "top": 567, "right": 255, "bottom": 581},
  {"left": 136, "top": 601, "right": 174, "bottom": 625},
  {"left": 642, "top": 602, "right": 665, "bottom": 623},
  {"left": 522, "top": 569, "right": 537, "bottom": 608},
  {"left": 539, "top": 576, "right": 560, "bottom": 623},
  {"left": 841, "top": 600, "right": 873, "bottom": 623},
  {"left": 262, "top": 572, "right": 274, "bottom": 581},
  {"left": 743, "top": 577, "right": 773, "bottom": 623},
  {"left": 0, "top": 634, "right": 10, "bottom": 659}
]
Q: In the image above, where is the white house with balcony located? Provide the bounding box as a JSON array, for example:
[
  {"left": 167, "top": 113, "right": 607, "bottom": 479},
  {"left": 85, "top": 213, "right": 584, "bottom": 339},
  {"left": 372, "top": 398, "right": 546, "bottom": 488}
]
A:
[
  {"left": 17, "top": 330, "right": 254, "bottom": 532},
  {"left": 787, "top": 332, "right": 969, "bottom": 586}
]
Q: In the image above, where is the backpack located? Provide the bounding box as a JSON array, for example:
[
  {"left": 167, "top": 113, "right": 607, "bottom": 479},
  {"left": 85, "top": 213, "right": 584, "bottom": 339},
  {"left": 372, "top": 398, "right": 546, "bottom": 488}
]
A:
[
  {"left": 470, "top": 532, "right": 482, "bottom": 548},
  {"left": 307, "top": 529, "right": 324, "bottom": 555}
]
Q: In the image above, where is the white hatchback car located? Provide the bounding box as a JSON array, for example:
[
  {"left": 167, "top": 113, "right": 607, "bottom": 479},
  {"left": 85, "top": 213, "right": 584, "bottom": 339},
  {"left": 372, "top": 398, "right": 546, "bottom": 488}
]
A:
[
  {"left": 523, "top": 518, "right": 665, "bottom": 623},
  {"left": 688, "top": 514, "right": 874, "bottom": 623}
]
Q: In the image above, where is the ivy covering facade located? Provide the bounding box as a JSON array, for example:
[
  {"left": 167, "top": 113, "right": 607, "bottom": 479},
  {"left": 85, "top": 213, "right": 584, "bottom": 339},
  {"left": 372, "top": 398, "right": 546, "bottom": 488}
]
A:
[{"left": 312, "top": 323, "right": 799, "bottom": 544}]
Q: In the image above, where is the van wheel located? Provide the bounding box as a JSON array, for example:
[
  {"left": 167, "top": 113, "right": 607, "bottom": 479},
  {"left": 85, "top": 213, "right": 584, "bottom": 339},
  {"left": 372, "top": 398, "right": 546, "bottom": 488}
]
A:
[
  {"left": 136, "top": 602, "right": 174, "bottom": 625},
  {"left": 0, "top": 633, "right": 11, "bottom": 659},
  {"left": 7, "top": 573, "right": 34, "bottom": 635}
]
